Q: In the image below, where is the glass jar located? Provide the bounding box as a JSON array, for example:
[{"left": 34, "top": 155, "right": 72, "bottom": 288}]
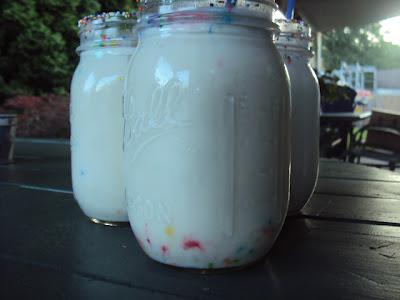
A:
[
  {"left": 70, "top": 12, "right": 137, "bottom": 225},
  {"left": 275, "top": 19, "right": 320, "bottom": 215},
  {"left": 124, "top": 0, "right": 290, "bottom": 269}
]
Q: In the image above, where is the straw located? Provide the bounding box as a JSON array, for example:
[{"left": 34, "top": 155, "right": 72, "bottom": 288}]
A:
[{"left": 285, "top": 0, "right": 296, "bottom": 19}]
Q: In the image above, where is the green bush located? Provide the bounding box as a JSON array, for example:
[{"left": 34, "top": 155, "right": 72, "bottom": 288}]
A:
[{"left": 0, "top": 0, "right": 135, "bottom": 102}]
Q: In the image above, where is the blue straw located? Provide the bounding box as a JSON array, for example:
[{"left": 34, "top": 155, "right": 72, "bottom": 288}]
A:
[{"left": 285, "top": 0, "right": 296, "bottom": 19}]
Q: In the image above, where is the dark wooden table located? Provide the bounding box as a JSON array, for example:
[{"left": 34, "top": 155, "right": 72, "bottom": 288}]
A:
[
  {"left": 1, "top": 157, "right": 400, "bottom": 299},
  {"left": 320, "top": 111, "right": 372, "bottom": 160}
]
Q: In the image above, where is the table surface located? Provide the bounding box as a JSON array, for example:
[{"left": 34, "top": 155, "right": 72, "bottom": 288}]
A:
[
  {"left": 1, "top": 157, "right": 400, "bottom": 300},
  {"left": 320, "top": 111, "right": 372, "bottom": 121}
]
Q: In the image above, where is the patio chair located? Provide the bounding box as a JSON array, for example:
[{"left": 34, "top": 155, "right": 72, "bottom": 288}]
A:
[{"left": 349, "top": 109, "right": 400, "bottom": 171}]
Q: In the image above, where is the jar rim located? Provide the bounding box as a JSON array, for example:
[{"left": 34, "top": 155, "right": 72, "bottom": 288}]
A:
[
  {"left": 275, "top": 19, "right": 312, "bottom": 53},
  {"left": 137, "top": 1, "right": 278, "bottom": 31},
  {"left": 78, "top": 11, "right": 137, "bottom": 32},
  {"left": 275, "top": 19, "right": 311, "bottom": 40},
  {"left": 76, "top": 11, "right": 138, "bottom": 52},
  {"left": 139, "top": 0, "right": 278, "bottom": 15}
]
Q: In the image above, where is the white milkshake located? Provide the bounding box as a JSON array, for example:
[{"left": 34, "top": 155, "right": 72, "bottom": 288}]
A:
[
  {"left": 275, "top": 19, "right": 320, "bottom": 214},
  {"left": 70, "top": 12, "right": 137, "bottom": 224},
  {"left": 124, "top": 0, "right": 291, "bottom": 269}
]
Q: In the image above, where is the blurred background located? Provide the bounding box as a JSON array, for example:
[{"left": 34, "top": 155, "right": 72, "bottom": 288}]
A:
[{"left": 0, "top": 0, "right": 136, "bottom": 139}]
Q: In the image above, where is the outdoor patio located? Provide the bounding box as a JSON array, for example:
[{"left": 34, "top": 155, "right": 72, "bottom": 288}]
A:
[{"left": 1, "top": 0, "right": 400, "bottom": 299}]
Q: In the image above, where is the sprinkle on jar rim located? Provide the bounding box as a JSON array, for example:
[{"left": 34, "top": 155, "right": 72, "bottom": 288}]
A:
[
  {"left": 274, "top": 19, "right": 313, "bottom": 55},
  {"left": 78, "top": 11, "right": 137, "bottom": 29},
  {"left": 139, "top": 0, "right": 277, "bottom": 17},
  {"left": 275, "top": 19, "right": 311, "bottom": 40},
  {"left": 76, "top": 11, "right": 138, "bottom": 52},
  {"left": 137, "top": 0, "right": 278, "bottom": 31}
]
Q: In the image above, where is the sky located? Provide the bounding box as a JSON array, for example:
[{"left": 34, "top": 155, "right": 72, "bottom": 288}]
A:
[
  {"left": 272, "top": 9, "right": 400, "bottom": 45},
  {"left": 380, "top": 16, "right": 400, "bottom": 45}
]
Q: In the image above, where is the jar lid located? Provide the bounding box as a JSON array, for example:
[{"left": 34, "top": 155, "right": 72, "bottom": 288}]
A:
[
  {"left": 275, "top": 19, "right": 312, "bottom": 51},
  {"left": 77, "top": 12, "right": 138, "bottom": 52},
  {"left": 138, "top": 0, "right": 278, "bottom": 30}
]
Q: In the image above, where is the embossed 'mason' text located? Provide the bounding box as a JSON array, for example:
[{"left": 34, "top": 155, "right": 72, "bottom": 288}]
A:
[{"left": 127, "top": 193, "right": 171, "bottom": 224}]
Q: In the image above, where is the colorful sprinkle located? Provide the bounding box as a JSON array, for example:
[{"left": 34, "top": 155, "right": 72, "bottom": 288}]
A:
[
  {"left": 164, "top": 226, "right": 174, "bottom": 237},
  {"left": 223, "top": 258, "right": 241, "bottom": 266},
  {"left": 78, "top": 11, "right": 136, "bottom": 28},
  {"left": 182, "top": 238, "right": 205, "bottom": 251},
  {"left": 226, "top": 0, "right": 234, "bottom": 12},
  {"left": 161, "top": 245, "right": 169, "bottom": 255},
  {"left": 92, "top": 40, "right": 121, "bottom": 48}
]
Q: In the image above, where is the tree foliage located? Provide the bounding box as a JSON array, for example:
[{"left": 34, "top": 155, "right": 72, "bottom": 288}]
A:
[
  {"left": 322, "top": 23, "right": 400, "bottom": 71},
  {"left": 0, "top": 0, "right": 137, "bottom": 101}
]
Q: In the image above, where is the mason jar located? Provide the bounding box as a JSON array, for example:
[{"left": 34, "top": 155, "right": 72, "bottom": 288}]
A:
[
  {"left": 124, "top": 0, "right": 290, "bottom": 269},
  {"left": 70, "top": 12, "right": 137, "bottom": 225},
  {"left": 275, "top": 19, "right": 320, "bottom": 215}
]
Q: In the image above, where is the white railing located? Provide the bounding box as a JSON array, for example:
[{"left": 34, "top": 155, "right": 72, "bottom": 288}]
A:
[{"left": 332, "top": 62, "right": 377, "bottom": 92}]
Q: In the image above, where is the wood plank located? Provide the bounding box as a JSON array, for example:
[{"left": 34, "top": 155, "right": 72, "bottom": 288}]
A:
[
  {"left": 319, "top": 160, "right": 400, "bottom": 182},
  {"left": 1, "top": 187, "right": 399, "bottom": 299},
  {"left": 320, "top": 111, "right": 372, "bottom": 120},
  {"left": 0, "top": 158, "right": 71, "bottom": 192},
  {"left": 316, "top": 177, "right": 400, "bottom": 199},
  {"left": 0, "top": 258, "right": 184, "bottom": 300},
  {"left": 303, "top": 193, "right": 400, "bottom": 225}
]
